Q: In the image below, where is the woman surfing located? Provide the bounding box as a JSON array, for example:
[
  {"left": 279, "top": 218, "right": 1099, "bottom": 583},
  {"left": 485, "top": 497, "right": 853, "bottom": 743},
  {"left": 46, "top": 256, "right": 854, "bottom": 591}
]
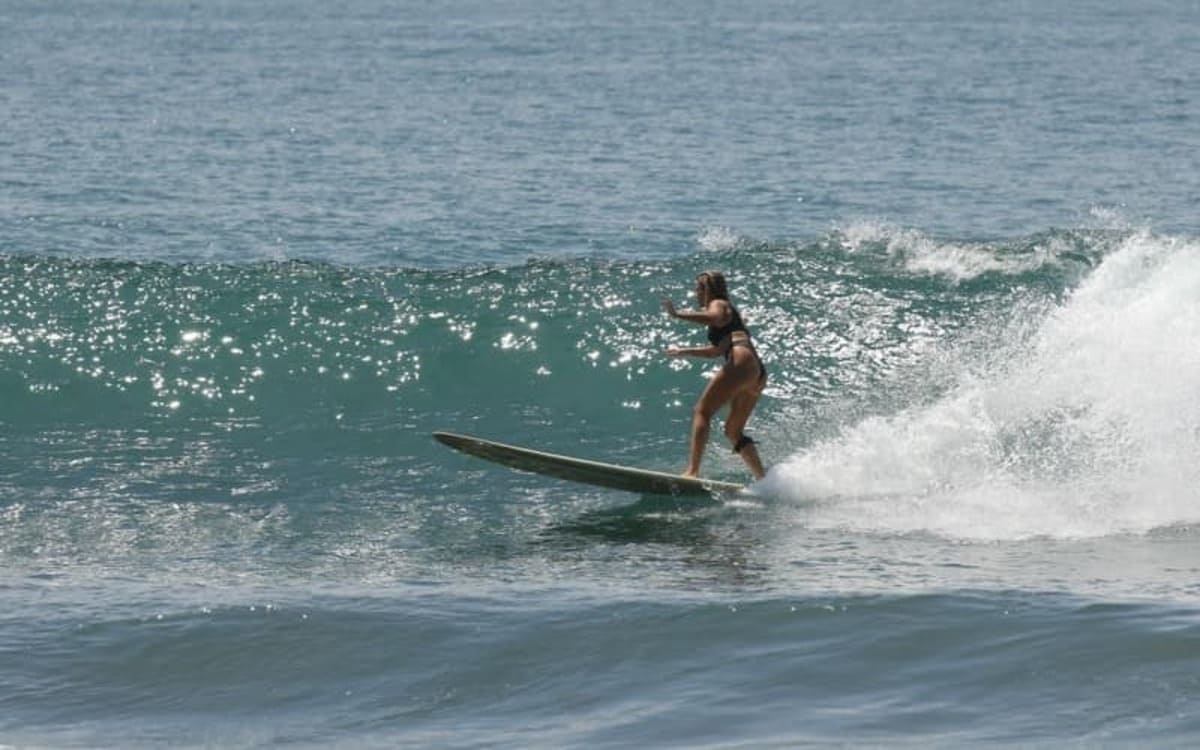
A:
[{"left": 662, "top": 270, "right": 767, "bottom": 480}]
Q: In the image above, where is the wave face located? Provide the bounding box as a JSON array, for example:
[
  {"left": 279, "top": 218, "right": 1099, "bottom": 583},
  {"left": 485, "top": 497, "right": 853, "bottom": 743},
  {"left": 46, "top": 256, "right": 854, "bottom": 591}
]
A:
[{"left": 2, "top": 226, "right": 1101, "bottom": 430}]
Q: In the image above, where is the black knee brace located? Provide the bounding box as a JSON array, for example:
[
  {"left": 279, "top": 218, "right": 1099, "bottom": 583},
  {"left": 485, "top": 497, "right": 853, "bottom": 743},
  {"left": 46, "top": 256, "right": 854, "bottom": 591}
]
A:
[{"left": 733, "top": 434, "right": 756, "bottom": 454}]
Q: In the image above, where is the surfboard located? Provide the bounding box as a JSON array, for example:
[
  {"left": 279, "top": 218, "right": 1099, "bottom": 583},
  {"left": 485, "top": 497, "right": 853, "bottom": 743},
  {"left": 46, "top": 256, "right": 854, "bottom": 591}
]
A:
[{"left": 433, "top": 431, "right": 745, "bottom": 496}]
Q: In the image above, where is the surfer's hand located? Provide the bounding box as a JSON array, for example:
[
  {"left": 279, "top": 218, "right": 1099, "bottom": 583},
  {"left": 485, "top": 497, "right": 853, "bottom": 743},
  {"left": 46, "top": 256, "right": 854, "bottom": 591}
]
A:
[
  {"left": 665, "top": 345, "right": 684, "bottom": 357},
  {"left": 661, "top": 298, "right": 677, "bottom": 318}
]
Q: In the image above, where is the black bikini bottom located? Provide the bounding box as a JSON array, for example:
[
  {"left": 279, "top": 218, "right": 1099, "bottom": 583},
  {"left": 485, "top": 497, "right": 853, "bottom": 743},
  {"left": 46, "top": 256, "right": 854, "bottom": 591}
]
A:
[{"left": 725, "top": 344, "right": 766, "bottom": 384}]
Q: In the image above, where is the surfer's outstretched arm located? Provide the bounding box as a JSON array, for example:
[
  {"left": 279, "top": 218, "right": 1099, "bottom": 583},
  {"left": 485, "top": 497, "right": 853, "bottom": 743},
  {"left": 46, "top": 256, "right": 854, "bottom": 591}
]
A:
[{"left": 665, "top": 344, "right": 721, "bottom": 358}]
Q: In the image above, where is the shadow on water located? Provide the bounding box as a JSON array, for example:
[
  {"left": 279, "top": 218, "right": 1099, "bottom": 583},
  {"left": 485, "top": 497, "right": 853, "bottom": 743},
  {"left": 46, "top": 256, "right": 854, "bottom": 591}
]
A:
[
  {"left": 531, "top": 492, "right": 772, "bottom": 588},
  {"left": 539, "top": 493, "right": 725, "bottom": 547}
]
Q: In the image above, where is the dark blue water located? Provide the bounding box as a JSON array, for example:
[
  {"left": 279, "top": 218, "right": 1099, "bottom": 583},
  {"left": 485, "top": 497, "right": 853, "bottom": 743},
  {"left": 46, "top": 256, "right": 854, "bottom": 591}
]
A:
[{"left": 4, "top": 1, "right": 1200, "bottom": 746}]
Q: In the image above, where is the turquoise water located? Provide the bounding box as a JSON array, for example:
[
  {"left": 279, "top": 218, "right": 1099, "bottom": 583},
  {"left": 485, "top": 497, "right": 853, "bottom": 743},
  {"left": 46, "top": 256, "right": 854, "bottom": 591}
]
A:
[{"left": 4, "top": 1, "right": 1200, "bottom": 747}]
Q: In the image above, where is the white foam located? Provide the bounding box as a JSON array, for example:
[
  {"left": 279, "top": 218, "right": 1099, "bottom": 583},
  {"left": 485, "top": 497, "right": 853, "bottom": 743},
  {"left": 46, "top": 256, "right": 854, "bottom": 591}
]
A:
[
  {"left": 696, "top": 226, "right": 746, "bottom": 253},
  {"left": 835, "top": 220, "right": 1061, "bottom": 281},
  {"left": 765, "top": 231, "right": 1200, "bottom": 540}
]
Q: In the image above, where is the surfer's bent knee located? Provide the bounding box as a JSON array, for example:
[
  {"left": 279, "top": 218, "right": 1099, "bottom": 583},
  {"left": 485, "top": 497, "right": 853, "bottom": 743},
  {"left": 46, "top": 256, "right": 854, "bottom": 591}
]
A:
[{"left": 732, "top": 434, "right": 756, "bottom": 454}]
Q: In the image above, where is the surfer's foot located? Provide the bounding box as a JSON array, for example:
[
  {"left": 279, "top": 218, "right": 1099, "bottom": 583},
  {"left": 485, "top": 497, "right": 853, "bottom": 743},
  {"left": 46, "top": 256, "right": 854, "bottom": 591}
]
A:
[{"left": 681, "top": 469, "right": 699, "bottom": 479}]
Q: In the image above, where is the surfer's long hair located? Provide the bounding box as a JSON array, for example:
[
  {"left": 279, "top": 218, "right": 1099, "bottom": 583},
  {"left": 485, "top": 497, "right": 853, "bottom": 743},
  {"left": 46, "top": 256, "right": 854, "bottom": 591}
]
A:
[{"left": 697, "top": 271, "right": 729, "bottom": 301}]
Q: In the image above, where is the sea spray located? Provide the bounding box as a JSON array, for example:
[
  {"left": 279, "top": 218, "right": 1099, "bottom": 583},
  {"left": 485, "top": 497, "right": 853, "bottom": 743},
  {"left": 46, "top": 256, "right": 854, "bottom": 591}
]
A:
[{"left": 763, "top": 231, "right": 1200, "bottom": 539}]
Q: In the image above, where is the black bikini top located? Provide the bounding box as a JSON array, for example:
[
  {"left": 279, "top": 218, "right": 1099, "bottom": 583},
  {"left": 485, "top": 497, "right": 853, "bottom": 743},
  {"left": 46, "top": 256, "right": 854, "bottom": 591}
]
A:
[{"left": 707, "top": 303, "right": 750, "bottom": 346}]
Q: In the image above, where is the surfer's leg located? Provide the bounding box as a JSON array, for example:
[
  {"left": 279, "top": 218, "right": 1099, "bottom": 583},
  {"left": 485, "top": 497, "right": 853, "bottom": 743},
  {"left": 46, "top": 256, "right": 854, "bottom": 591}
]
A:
[
  {"left": 685, "top": 370, "right": 741, "bottom": 477},
  {"left": 725, "top": 389, "right": 765, "bottom": 480}
]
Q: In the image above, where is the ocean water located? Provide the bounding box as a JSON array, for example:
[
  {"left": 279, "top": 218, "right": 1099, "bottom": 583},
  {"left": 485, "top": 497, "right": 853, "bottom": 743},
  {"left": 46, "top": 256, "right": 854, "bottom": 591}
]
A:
[{"left": 4, "top": 1, "right": 1200, "bottom": 747}]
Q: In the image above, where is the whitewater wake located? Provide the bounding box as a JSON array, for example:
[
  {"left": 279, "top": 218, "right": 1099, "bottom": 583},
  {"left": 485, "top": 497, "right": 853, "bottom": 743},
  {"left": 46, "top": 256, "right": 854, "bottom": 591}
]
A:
[{"left": 763, "top": 231, "right": 1200, "bottom": 540}]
